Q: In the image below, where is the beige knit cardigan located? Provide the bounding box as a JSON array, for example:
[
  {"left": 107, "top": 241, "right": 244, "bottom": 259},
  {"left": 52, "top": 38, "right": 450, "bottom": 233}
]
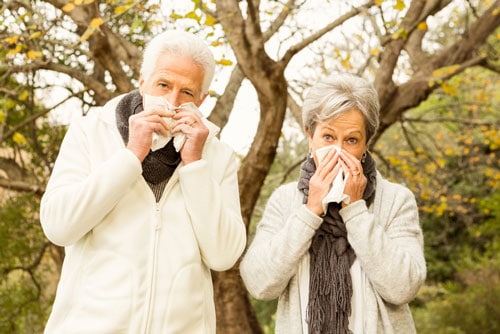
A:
[{"left": 240, "top": 173, "right": 426, "bottom": 333}]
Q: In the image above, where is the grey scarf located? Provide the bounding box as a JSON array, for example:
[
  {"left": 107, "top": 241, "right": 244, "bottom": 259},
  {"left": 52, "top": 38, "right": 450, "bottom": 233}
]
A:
[
  {"left": 297, "top": 151, "right": 377, "bottom": 334},
  {"left": 115, "top": 90, "right": 181, "bottom": 184}
]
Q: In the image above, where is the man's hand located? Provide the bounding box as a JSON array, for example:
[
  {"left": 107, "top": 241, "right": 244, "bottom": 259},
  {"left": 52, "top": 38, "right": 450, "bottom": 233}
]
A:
[
  {"left": 172, "top": 109, "right": 209, "bottom": 165},
  {"left": 127, "top": 108, "right": 175, "bottom": 162}
]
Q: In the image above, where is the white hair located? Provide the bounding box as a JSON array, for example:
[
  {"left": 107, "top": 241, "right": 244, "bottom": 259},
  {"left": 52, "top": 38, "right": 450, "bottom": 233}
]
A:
[
  {"left": 302, "top": 73, "right": 380, "bottom": 145},
  {"left": 140, "top": 30, "right": 216, "bottom": 94}
]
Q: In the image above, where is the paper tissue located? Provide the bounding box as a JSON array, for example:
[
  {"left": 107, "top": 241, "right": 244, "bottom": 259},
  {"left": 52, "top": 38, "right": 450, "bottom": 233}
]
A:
[
  {"left": 315, "top": 145, "right": 350, "bottom": 211},
  {"left": 143, "top": 94, "right": 219, "bottom": 152}
]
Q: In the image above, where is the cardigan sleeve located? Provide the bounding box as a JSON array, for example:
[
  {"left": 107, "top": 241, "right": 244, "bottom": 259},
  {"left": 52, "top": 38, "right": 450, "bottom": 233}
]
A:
[
  {"left": 341, "top": 178, "right": 426, "bottom": 305},
  {"left": 240, "top": 183, "right": 323, "bottom": 300}
]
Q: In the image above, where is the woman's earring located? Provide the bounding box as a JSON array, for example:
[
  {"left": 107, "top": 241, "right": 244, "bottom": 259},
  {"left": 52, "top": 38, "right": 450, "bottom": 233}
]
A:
[{"left": 361, "top": 152, "right": 367, "bottom": 164}]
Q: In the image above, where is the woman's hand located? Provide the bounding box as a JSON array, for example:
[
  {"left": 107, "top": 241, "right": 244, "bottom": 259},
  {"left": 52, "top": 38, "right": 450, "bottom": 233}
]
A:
[
  {"left": 339, "top": 150, "right": 367, "bottom": 207},
  {"left": 306, "top": 149, "right": 341, "bottom": 216}
]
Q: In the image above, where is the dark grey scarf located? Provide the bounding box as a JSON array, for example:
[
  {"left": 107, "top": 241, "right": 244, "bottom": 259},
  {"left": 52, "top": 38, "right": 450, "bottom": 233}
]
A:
[
  {"left": 297, "top": 151, "right": 377, "bottom": 334},
  {"left": 115, "top": 90, "right": 181, "bottom": 184}
]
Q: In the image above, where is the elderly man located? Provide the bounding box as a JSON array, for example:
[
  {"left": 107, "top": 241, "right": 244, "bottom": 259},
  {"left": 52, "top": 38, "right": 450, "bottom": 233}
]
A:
[{"left": 40, "top": 30, "right": 246, "bottom": 333}]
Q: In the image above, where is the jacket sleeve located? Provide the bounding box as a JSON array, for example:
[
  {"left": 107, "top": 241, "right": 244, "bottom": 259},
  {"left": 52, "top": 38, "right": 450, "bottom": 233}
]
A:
[
  {"left": 239, "top": 183, "right": 322, "bottom": 300},
  {"left": 341, "top": 180, "right": 427, "bottom": 305},
  {"left": 177, "top": 142, "right": 246, "bottom": 271},
  {"left": 40, "top": 115, "right": 143, "bottom": 246}
]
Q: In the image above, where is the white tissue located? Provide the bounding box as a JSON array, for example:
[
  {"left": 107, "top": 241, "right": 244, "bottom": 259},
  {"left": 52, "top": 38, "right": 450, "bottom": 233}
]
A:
[
  {"left": 143, "top": 94, "right": 219, "bottom": 152},
  {"left": 315, "top": 145, "right": 350, "bottom": 212}
]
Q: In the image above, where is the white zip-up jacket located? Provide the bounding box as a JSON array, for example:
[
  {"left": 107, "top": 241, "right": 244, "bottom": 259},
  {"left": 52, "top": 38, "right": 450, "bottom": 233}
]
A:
[{"left": 40, "top": 95, "right": 247, "bottom": 333}]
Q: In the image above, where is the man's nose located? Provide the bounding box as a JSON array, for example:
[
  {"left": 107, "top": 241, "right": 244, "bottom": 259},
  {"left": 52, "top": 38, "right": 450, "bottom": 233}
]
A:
[{"left": 163, "top": 92, "right": 181, "bottom": 107}]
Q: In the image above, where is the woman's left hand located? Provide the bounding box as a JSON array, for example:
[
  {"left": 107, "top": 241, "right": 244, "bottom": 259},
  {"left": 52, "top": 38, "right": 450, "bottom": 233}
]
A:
[{"left": 339, "top": 150, "right": 367, "bottom": 207}]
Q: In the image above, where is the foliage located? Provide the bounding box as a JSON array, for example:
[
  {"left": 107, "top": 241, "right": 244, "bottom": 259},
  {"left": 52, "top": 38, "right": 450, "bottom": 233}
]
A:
[
  {"left": 412, "top": 243, "right": 500, "bottom": 333},
  {"left": 375, "top": 67, "right": 500, "bottom": 282},
  {"left": 0, "top": 194, "right": 56, "bottom": 333},
  {"left": 376, "top": 66, "right": 500, "bottom": 332}
]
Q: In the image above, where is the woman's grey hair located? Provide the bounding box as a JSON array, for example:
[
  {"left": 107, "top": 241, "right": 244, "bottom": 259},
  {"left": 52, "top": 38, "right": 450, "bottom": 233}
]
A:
[
  {"left": 302, "top": 73, "right": 380, "bottom": 145},
  {"left": 140, "top": 30, "right": 216, "bottom": 95}
]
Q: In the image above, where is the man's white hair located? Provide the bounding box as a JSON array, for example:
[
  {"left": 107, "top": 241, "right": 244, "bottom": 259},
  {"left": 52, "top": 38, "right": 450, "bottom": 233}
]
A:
[{"left": 140, "top": 30, "right": 216, "bottom": 95}]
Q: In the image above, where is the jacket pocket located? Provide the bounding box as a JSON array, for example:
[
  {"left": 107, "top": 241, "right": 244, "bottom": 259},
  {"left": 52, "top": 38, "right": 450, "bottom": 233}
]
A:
[
  {"left": 164, "top": 263, "right": 213, "bottom": 333},
  {"left": 63, "top": 250, "right": 134, "bottom": 333}
]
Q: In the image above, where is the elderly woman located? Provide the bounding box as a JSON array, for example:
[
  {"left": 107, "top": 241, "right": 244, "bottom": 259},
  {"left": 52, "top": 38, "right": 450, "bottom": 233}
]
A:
[{"left": 240, "top": 73, "right": 426, "bottom": 333}]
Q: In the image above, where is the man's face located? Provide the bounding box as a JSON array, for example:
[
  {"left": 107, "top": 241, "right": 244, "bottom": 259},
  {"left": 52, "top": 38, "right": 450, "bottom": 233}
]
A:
[{"left": 139, "top": 52, "right": 207, "bottom": 107}]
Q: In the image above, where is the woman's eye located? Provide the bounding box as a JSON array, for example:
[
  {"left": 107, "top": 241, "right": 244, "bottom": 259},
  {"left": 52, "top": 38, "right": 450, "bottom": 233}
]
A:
[{"left": 347, "top": 137, "right": 358, "bottom": 144}]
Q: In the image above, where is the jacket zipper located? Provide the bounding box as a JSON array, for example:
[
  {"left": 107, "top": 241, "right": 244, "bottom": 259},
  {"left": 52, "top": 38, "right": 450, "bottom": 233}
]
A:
[{"left": 143, "top": 201, "right": 162, "bottom": 333}]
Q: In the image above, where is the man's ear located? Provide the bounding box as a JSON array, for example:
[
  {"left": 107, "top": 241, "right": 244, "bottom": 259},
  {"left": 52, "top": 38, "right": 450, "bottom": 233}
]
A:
[
  {"left": 197, "top": 92, "right": 209, "bottom": 107},
  {"left": 138, "top": 74, "right": 145, "bottom": 95}
]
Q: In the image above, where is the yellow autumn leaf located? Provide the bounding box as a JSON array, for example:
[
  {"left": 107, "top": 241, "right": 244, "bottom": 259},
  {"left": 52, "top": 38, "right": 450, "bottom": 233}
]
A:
[
  {"left": 205, "top": 14, "right": 217, "bottom": 26},
  {"left": 7, "top": 44, "right": 23, "bottom": 57},
  {"left": 185, "top": 11, "right": 199, "bottom": 20},
  {"left": 0, "top": 111, "right": 5, "bottom": 123},
  {"left": 114, "top": 6, "right": 129, "bottom": 14},
  {"left": 79, "top": 27, "right": 95, "bottom": 42},
  {"left": 83, "top": 0, "right": 95, "bottom": 4},
  {"left": 62, "top": 3, "right": 75, "bottom": 12},
  {"left": 27, "top": 50, "right": 43, "bottom": 60},
  {"left": 374, "top": 0, "right": 384, "bottom": 6},
  {"left": 75, "top": 0, "right": 83, "bottom": 5},
  {"left": 432, "top": 65, "right": 460, "bottom": 78},
  {"left": 392, "top": 28, "right": 407, "bottom": 40},
  {"left": 12, "top": 132, "right": 27, "bottom": 145},
  {"left": 216, "top": 58, "right": 233, "bottom": 66},
  {"left": 170, "top": 13, "right": 183, "bottom": 20},
  {"left": 90, "top": 17, "right": 104, "bottom": 28},
  {"left": 5, "top": 35, "right": 20, "bottom": 44},
  {"left": 441, "top": 82, "right": 457, "bottom": 96},
  {"left": 417, "top": 22, "right": 428, "bottom": 31},
  {"left": 369, "top": 47, "right": 380, "bottom": 56},
  {"left": 394, "top": 0, "right": 405, "bottom": 10},
  {"left": 29, "top": 31, "right": 42, "bottom": 39},
  {"left": 341, "top": 58, "right": 353, "bottom": 69},
  {"left": 19, "top": 91, "right": 29, "bottom": 101}
]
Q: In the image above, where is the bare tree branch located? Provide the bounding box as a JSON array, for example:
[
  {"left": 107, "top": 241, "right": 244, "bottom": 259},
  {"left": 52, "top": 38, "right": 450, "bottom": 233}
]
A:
[
  {"left": 281, "top": 1, "right": 375, "bottom": 66},
  {"left": 0, "top": 178, "right": 45, "bottom": 197}
]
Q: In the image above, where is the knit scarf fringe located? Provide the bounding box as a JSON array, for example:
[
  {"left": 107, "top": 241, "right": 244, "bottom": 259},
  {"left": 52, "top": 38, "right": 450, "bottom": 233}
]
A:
[{"left": 297, "top": 152, "right": 377, "bottom": 333}]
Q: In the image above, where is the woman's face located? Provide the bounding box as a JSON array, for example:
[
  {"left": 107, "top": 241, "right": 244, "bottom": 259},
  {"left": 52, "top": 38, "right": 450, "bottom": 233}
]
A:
[{"left": 307, "top": 108, "right": 367, "bottom": 162}]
